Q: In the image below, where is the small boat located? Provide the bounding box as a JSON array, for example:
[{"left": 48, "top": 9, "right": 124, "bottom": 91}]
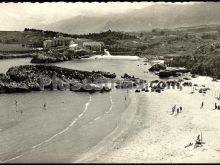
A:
[
  {"left": 183, "top": 76, "right": 192, "bottom": 80},
  {"left": 154, "top": 71, "right": 159, "bottom": 75},
  {"left": 89, "top": 90, "right": 95, "bottom": 94},
  {"left": 135, "top": 89, "right": 140, "bottom": 93},
  {"left": 155, "top": 89, "right": 161, "bottom": 93},
  {"left": 192, "top": 74, "right": 198, "bottom": 78},
  {"left": 101, "top": 86, "right": 111, "bottom": 92}
]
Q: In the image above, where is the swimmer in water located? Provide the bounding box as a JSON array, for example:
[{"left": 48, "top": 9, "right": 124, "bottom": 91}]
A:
[
  {"left": 44, "top": 103, "right": 47, "bottom": 110},
  {"left": 15, "top": 100, "right": 18, "bottom": 107}
]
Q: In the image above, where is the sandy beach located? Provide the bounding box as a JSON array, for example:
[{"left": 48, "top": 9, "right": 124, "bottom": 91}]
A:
[{"left": 78, "top": 76, "right": 220, "bottom": 163}]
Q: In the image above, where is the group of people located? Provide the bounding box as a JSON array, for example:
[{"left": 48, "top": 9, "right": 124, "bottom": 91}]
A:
[
  {"left": 171, "top": 105, "right": 183, "bottom": 115},
  {"left": 200, "top": 101, "right": 220, "bottom": 110}
]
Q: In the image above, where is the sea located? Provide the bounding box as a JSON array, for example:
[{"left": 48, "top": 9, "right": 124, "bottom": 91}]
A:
[{"left": 0, "top": 57, "right": 158, "bottom": 163}]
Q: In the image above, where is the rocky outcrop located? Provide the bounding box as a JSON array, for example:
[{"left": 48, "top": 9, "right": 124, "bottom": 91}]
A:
[
  {"left": 0, "top": 74, "right": 30, "bottom": 93},
  {"left": 0, "top": 65, "right": 116, "bottom": 94},
  {"left": 31, "top": 53, "right": 70, "bottom": 63},
  {"left": 116, "top": 73, "right": 146, "bottom": 89},
  {"left": 149, "top": 64, "right": 166, "bottom": 72},
  {"left": 166, "top": 55, "right": 220, "bottom": 79},
  {"left": 31, "top": 49, "right": 92, "bottom": 64},
  {"left": 31, "top": 55, "right": 64, "bottom": 63}
]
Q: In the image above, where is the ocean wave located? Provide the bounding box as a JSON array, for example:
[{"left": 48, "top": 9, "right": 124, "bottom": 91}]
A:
[{"left": 106, "top": 95, "right": 113, "bottom": 114}]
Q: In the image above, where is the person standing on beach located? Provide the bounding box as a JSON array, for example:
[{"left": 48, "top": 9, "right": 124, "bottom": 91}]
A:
[
  {"left": 172, "top": 105, "right": 176, "bottom": 114},
  {"left": 15, "top": 100, "right": 18, "bottom": 107},
  {"left": 180, "top": 106, "right": 182, "bottom": 112},
  {"left": 44, "top": 103, "right": 47, "bottom": 110},
  {"left": 15, "top": 100, "right": 18, "bottom": 113},
  {"left": 215, "top": 103, "right": 217, "bottom": 110},
  {"left": 196, "top": 134, "right": 201, "bottom": 144},
  {"left": 177, "top": 108, "right": 180, "bottom": 114},
  {"left": 200, "top": 101, "right": 204, "bottom": 109}
]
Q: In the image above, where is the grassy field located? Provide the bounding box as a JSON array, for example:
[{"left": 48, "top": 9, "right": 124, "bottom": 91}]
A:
[{"left": 0, "top": 43, "right": 33, "bottom": 52}]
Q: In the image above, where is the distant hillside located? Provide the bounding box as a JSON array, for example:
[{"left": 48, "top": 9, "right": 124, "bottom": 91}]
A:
[
  {"left": 175, "top": 24, "right": 220, "bottom": 33},
  {"left": 0, "top": 29, "right": 73, "bottom": 46},
  {"left": 42, "top": 2, "right": 220, "bottom": 34},
  {"left": 0, "top": 31, "right": 45, "bottom": 45}
]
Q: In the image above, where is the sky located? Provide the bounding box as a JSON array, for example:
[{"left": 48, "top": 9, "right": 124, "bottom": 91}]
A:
[{"left": 0, "top": 2, "right": 195, "bottom": 31}]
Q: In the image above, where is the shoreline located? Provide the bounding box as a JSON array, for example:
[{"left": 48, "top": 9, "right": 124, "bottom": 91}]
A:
[
  {"left": 91, "top": 76, "right": 220, "bottom": 163},
  {"left": 73, "top": 90, "right": 140, "bottom": 163},
  {"left": 1, "top": 57, "right": 220, "bottom": 163},
  {"left": 89, "top": 55, "right": 140, "bottom": 60}
]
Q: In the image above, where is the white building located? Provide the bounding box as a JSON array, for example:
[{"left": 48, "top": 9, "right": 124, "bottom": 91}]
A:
[
  {"left": 69, "top": 41, "right": 81, "bottom": 51},
  {"left": 83, "top": 42, "right": 102, "bottom": 52}
]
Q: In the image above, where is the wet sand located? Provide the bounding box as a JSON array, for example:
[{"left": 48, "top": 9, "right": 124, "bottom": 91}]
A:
[{"left": 84, "top": 76, "right": 220, "bottom": 163}]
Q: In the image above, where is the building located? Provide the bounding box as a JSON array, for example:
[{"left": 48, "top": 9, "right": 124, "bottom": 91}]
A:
[
  {"left": 43, "top": 36, "right": 74, "bottom": 48},
  {"left": 69, "top": 41, "right": 81, "bottom": 51},
  {"left": 82, "top": 42, "right": 103, "bottom": 52},
  {"left": 43, "top": 36, "right": 103, "bottom": 52},
  {"left": 75, "top": 38, "right": 92, "bottom": 45},
  {"left": 43, "top": 40, "right": 53, "bottom": 48}
]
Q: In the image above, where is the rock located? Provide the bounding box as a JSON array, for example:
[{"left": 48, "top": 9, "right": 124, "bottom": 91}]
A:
[
  {"left": 149, "top": 64, "right": 166, "bottom": 72},
  {"left": 27, "top": 82, "right": 41, "bottom": 91},
  {"left": 0, "top": 65, "right": 117, "bottom": 94},
  {"left": 31, "top": 55, "right": 63, "bottom": 63},
  {"left": 1, "top": 82, "right": 30, "bottom": 93},
  {"left": 102, "top": 86, "right": 111, "bottom": 92}
]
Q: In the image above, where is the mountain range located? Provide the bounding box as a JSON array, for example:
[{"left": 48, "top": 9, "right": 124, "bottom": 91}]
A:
[{"left": 42, "top": 2, "right": 220, "bottom": 34}]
